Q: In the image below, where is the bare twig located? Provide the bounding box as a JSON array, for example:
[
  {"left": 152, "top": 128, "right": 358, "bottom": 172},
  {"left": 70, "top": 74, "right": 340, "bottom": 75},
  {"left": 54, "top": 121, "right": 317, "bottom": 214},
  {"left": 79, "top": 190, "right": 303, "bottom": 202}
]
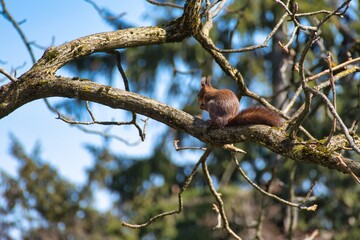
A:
[
  {"left": 71, "top": 124, "right": 141, "bottom": 146},
  {"left": 0, "top": 0, "right": 36, "bottom": 63},
  {"left": 201, "top": 0, "right": 288, "bottom": 53},
  {"left": 223, "top": 144, "right": 246, "bottom": 154},
  {"left": 301, "top": 181, "right": 317, "bottom": 205},
  {"left": 335, "top": 155, "right": 360, "bottom": 184},
  {"left": 278, "top": 26, "right": 299, "bottom": 53},
  {"left": 84, "top": 0, "right": 127, "bottom": 20},
  {"left": 85, "top": 101, "right": 96, "bottom": 121},
  {"left": 212, "top": 203, "right": 222, "bottom": 229},
  {"left": 324, "top": 52, "right": 337, "bottom": 146},
  {"left": 306, "top": 56, "right": 360, "bottom": 82},
  {"left": 314, "top": 0, "right": 351, "bottom": 29},
  {"left": 294, "top": 10, "right": 332, "bottom": 17},
  {"left": 122, "top": 147, "right": 212, "bottom": 228},
  {"left": 146, "top": 0, "right": 183, "bottom": 9},
  {"left": 305, "top": 86, "right": 360, "bottom": 155},
  {"left": 202, "top": 0, "right": 213, "bottom": 36},
  {"left": 55, "top": 101, "right": 149, "bottom": 145},
  {"left": 283, "top": 84, "right": 302, "bottom": 114},
  {"left": 232, "top": 153, "right": 317, "bottom": 211},
  {"left": 274, "top": 0, "right": 317, "bottom": 31},
  {"left": 173, "top": 140, "right": 207, "bottom": 151},
  {"left": 287, "top": 29, "right": 316, "bottom": 137},
  {"left": 122, "top": 205, "right": 180, "bottom": 228},
  {"left": 283, "top": 61, "right": 360, "bottom": 126},
  {"left": 0, "top": 67, "right": 17, "bottom": 82},
  {"left": 107, "top": 49, "right": 146, "bottom": 141},
  {"left": 213, "top": 12, "right": 289, "bottom": 53},
  {"left": 0, "top": 0, "right": 67, "bottom": 117},
  {"left": 286, "top": 163, "right": 297, "bottom": 237},
  {"left": 30, "top": 36, "right": 56, "bottom": 50},
  {"left": 202, "top": 152, "right": 243, "bottom": 240},
  {"left": 209, "top": 0, "right": 228, "bottom": 18},
  {"left": 57, "top": 110, "right": 137, "bottom": 126}
]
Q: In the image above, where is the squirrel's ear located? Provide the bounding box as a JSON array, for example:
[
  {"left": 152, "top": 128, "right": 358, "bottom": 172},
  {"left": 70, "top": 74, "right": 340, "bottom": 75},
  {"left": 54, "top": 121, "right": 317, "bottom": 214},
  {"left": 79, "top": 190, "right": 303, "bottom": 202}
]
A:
[{"left": 201, "top": 76, "right": 211, "bottom": 87}]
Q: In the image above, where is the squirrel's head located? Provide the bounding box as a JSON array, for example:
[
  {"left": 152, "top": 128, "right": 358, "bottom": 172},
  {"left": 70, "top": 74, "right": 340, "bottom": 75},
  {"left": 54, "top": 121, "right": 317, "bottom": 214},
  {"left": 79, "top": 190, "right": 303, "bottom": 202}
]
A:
[{"left": 198, "top": 76, "right": 212, "bottom": 110}]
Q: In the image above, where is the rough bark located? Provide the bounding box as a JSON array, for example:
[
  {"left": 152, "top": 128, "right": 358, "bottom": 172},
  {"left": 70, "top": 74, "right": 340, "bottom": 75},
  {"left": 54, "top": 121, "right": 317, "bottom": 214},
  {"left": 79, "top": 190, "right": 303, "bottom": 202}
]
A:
[{"left": 1, "top": 74, "right": 359, "bottom": 177}]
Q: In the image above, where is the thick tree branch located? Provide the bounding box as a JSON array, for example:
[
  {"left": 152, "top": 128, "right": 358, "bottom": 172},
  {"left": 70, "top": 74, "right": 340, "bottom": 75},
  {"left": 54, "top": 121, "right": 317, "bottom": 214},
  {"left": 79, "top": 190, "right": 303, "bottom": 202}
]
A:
[
  {"left": 21, "top": 0, "right": 202, "bottom": 78},
  {"left": 1, "top": 75, "right": 359, "bottom": 177},
  {"left": 23, "top": 26, "right": 176, "bottom": 77}
]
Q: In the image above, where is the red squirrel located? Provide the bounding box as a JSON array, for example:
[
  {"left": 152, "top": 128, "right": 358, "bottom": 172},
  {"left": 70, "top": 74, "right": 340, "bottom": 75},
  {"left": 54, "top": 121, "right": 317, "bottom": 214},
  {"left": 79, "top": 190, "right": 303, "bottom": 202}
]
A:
[{"left": 198, "top": 76, "right": 283, "bottom": 128}]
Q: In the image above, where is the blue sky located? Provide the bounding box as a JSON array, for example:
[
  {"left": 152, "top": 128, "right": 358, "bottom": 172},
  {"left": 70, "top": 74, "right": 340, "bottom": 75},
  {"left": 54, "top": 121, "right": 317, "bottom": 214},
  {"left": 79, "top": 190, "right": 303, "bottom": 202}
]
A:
[{"left": 0, "top": 0, "right": 158, "bottom": 209}]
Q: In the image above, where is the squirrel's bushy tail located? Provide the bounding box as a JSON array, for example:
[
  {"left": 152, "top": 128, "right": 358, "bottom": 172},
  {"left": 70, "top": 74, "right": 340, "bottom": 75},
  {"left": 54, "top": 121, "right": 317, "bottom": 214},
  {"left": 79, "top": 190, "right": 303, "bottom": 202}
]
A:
[{"left": 227, "top": 106, "right": 283, "bottom": 127}]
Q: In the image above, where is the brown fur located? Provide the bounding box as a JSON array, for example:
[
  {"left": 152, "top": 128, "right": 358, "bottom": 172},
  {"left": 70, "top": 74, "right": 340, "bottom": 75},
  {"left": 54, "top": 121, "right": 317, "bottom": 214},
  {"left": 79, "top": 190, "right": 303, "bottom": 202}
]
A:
[
  {"left": 227, "top": 106, "right": 283, "bottom": 127},
  {"left": 198, "top": 76, "right": 283, "bottom": 128}
]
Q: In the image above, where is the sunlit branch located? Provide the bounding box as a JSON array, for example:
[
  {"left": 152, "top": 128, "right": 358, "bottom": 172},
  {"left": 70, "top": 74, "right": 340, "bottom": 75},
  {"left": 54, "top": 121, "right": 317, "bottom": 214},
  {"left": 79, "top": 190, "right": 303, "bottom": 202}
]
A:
[
  {"left": 284, "top": 57, "right": 360, "bottom": 117},
  {"left": 294, "top": 9, "right": 333, "bottom": 17},
  {"left": 306, "top": 56, "right": 360, "bottom": 82}
]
